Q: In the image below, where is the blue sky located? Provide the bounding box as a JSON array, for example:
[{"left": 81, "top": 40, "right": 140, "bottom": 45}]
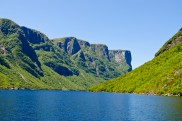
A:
[{"left": 1, "top": 0, "right": 182, "bottom": 68}]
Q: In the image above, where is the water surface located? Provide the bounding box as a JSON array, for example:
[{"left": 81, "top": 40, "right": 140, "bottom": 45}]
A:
[{"left": 0, "top": 90, "right": 182, "bottom": 121}]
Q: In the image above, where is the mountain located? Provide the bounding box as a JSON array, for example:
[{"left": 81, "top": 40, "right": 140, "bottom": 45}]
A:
[
  {"left": 89, "top": 28, "right": 182, "bottom": 96},
  {"left": 53, "top": 37, "right": 132, "bottom": 79},
  {"left": 0, "top": 18, "right": 132, "bottom": 90}
]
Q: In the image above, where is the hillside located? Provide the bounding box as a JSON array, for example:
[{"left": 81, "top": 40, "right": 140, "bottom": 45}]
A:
[
  {"left": 89, "top": 28, "right": 182, "bottom": 96},
  {"left": 0, "top": 18, "right": 132, "bottom": 90},
  {"left": 53, "top": 37, "right": 132, "bottom": 79}
]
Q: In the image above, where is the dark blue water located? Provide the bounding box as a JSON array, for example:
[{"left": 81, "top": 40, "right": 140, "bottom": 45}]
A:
[{"left": 0, "top": 90, "right": 182, "bottom": 121}]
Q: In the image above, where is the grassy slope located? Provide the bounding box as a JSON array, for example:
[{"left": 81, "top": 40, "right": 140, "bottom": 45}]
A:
[
  {"left": 0, "top": 42, "right": 104, "bottom": 90},
  {"left": 155, "top": 30, "right": 182, "bottom": 56},
  {"left": 89, "top": 30, "right": 182, "bottom": 95},
  {"left": 0, "top": 62, "right": 104, "bottom": 90}
]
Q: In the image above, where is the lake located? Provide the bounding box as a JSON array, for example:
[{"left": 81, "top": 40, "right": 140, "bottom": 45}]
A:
[{"left": 0, "top": 90, "right": 182, "bottom": 121}]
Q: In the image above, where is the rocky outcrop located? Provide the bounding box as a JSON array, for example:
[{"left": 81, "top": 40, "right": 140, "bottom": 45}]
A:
[
  {"left": 78, "top": 40, "right": 90, "bottom": 49},
  {"left": 55, "top": 37, "right": 81, "bottom": 55},
  {"left": 77, "top": 51, "right": 86, "bottom": 61},
  {"left": 0, "top": 18, "right": 132, "bottom": 81},
  {"left": 156, "top": 28, "right": 182, "bottom": 56},
  {"left": 109, "top": 50, "right": 132, "bottom": 71},
  {"left": 109, "top": 50, "right": 125, "bottom": 63},
  {"left": 21, "top": 26, "right": 49, "bottom": 44},
  {"left": 90, "top": 44, "right": 110, "bottom": 60},
  {"left": 124, "top": 51, "right": 132, "bottom": 71},
  {"left": 89, "top": 27, "right": 182, "bottom": 96},
  {"left": 0, "top": 18, "right": 132, "bottom": 90},
  {"left": 0, "top": 19, "right": 43, "bottom": 77},
  {"left": 0, "top": 45, "right": 6, "bottom": 55},
  {"left": 53, "top": 37, "right": 132, "bottom": 79}
]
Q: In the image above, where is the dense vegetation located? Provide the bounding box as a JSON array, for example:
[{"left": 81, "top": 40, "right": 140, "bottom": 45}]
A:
[
  {"left": 0, "top": 18, "right": 131, "bottom": 90},
  {"left": 89, "top": 28, "right": 182, "bottom": 96}
]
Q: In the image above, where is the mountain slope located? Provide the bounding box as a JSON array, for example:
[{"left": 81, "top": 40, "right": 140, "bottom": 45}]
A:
[
  {"left": 53, "top": 37, "right": 132, "bottom": 79},
  {"left": 89, "top": 28, "right": 182, "bottom": 96},
  {"left": 0, "top": 18, "right": 132, "bottom": 90}
]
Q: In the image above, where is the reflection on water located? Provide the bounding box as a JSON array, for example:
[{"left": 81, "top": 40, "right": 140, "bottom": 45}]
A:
[{"left": 0, "top": 90, "right": 182, "bottom": 121}]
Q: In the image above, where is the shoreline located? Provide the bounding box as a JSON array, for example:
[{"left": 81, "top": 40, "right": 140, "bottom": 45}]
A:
[{"left": 0, "top": 88, "right": 181, "bottom": 97}]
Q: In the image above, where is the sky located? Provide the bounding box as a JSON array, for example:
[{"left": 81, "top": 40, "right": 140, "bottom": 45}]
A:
[{"left": 1, "top": 0, "right": 182, "bottom": 69}]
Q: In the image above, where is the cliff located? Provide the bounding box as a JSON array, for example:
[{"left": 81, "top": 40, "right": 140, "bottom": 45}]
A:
[
  {"left": 53, "top": 37, "right": 132, "bottom": 79},
  {"left": 89, "top": 28, "right": 182, "bottom": 96},
  {"left": 0, "top": 18, "right": 132, "bottom": 90}
]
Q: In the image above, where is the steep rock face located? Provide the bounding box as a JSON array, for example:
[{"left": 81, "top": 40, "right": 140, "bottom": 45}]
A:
[
  {"left": 54, "top": 37, "right": 132, "bottom": 79},
  {"left": 72, "top": 50, "right": 86, "bottom": 61},
  {"left": 109, "top": 50, "right": 132, "bottom": 71},
  {"left": 0, "top": 18, "right": 105, "bottom": 90},
  {"left": 78, "top": 40, "right": 90, "bottom": 49},
  {"left": 90, "top": 44, "right": 110, "bottom": 60},
  {"left": 0, "top": 19, "right": 42, "bottom": 77},
  {"left": 19, "top": 34, "right": 42, "bottom": 68},
  {"left": 124, "top": 51, "right": 132, "bottom": 71},
  {"left": 0, "top": 18, "right": 132, "bottom": 90},
  {"left": 109, "top": 50, "right": 126, "bottom": 63},
  {"left": 55, "top": 37, "right": 81, "bottom": 55},
  {"left": 21, "top": 26, "right": 49, "bottom": 44}
]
